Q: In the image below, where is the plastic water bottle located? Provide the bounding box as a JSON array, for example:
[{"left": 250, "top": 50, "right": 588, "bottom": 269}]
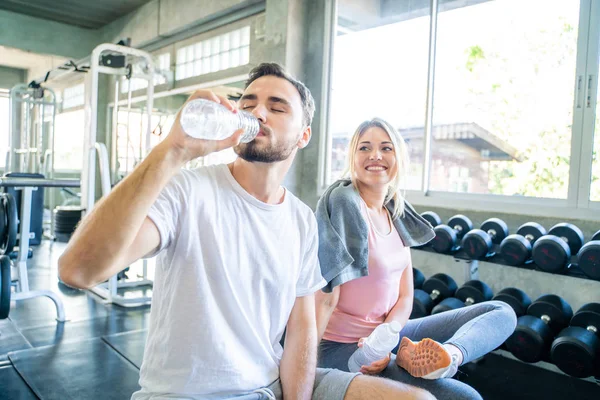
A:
[
  {"left": 348, "top": 321, "right": 402, "bottom": 373},
  {"left": 180, "top": 98, "right": 260, "bottom": 143}
]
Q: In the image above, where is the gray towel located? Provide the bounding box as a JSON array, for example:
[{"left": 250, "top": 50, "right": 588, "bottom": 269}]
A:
[{"left": 315, "top": 179, "right": 435, "bottom": 292}]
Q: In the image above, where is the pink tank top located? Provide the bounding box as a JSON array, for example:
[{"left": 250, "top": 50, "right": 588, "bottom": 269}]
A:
[{"left": 323, "top": 201, "right": 411, "bottom": 343}]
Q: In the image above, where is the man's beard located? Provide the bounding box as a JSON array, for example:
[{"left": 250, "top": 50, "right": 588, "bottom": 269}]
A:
[{"left": 234, "top": 136, "right": 296, "bottom": 163}]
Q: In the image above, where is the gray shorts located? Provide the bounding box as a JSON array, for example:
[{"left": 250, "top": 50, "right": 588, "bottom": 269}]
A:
[{"left": 252, "top": 368, "right": 359, "bottom": 400}]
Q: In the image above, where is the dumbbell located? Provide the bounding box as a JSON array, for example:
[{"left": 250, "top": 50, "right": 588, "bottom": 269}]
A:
[
  {"left": 492, "top": 287, "right": 532, "bottom": 350},
  {"left": 431, "top": 215, "right": 473, "bottom": 254},
  {"left": 414, "top": 212, "right": 442, "bottom": 250},
  {"left": 431, "top": 280, "right": 494, "bottom": 314},
  {"left": 413, "top": 268, "right": 425, "bottom": 290},
  {"left": 461, "top": 218, "right": 509, "bottom": 260},
  {"left": 577, "top": 232, "right": 600, "bottom": 280},
  {"left": 421, "top": 211, "right": 442, "bottom": 228},
  {"left": 410, "top": 273, "right": 458, "bottom": 319},
  {"left": 532, "top": 223, "right": 584, "bottom": 273},
  {"left": 551, "top": 303, "right": 600, "bottom": 378},
  {"left": 500, "top": 222, "right": 547, "bottom": 266},
  {"left": 492, "top": 287, "right": 532, "bottom": 318},
  {"left": 505, "top": 294, "right": 573, "bottom": 363}
]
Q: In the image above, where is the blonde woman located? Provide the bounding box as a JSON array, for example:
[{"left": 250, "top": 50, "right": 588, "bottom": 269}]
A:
[{"left": 315, "top": 118, "right": 516, "bottom": 400}]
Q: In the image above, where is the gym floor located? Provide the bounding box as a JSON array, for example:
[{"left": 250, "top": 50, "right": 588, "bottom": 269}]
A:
[{"left": 1, "top": 241, "right": 599, "bottom": 399}]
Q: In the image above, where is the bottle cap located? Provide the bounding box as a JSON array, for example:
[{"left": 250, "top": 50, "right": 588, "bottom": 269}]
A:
[{"left": 389, "top": 321, "right": 402, "bottom": 333}]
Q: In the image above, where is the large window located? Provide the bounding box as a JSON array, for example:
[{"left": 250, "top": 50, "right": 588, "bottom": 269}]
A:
[
  {"left": 326, "top": 0, "right": 600, "bottom": 217},
  {"left": 54, "top": 110, "right": 85, "bottom": 171},
  {"left": 176, "top": 26, "right": 250, "bottom": 81},
  {"left": 328, "top": 4, "right": 430, "bottom": 187},
  {"left": 592, "top": 58, "right": 600, "bottom": 202},
  {"left": 431, "top": 0, "right": 579, "bottom": 198}
]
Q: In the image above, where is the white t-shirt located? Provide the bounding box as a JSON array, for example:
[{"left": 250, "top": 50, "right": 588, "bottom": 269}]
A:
[{"left": 132, "top": 164, "right": 325, "bottom": 400}]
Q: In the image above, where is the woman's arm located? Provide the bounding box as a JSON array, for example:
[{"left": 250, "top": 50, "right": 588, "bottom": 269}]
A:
[
  {"left": 384, "top": 250, "right": 414, "bottom": 328},
  {"left": 315, "top": 286, "right": 340, "bottom": 342}
]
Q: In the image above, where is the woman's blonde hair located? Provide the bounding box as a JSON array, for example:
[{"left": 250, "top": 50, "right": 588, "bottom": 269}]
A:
[{"left": 342, "top": 118, "right": 410, "bottom": 219}]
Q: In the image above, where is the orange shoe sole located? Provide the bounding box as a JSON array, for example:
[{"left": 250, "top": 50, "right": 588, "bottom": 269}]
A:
[{"left": 396, "top": 337, "right": 452, "bottom": 378}]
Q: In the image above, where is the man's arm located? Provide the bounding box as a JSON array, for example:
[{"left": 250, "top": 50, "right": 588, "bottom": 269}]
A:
[
  {"left": 58, "top": 90, "right": 242, "bottom": 289},
  {"left": 315, "top": 286, "right": 340, "bottom": 342},
  {"left": 280, "top": 294, "right": 319, "bottom": 400}
]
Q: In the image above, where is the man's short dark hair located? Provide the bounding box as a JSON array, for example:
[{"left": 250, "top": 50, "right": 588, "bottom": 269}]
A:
[{"left": 245, "top": 63, "right": 315, "bottom": 127}]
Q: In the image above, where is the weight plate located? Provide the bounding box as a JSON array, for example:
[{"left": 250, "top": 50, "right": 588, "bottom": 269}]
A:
[
  {"left": 500, "top": 235, "right": 531, "bottom": 266},
  {"left": 413, "top": 268, "right": 425, "bottom": 290},
  {"left": 548, "top": 223, "right": 585, "bottom": 255},
  {"left": 0, "top": 255, "right": 11, "bottom": 319},
  {"left": 577, "top": 242, "right": 600, "bottom": 281},
  {"left": 493, "top": 288, "right": 532, "bottom": 317},
  {"left": 532, "top": 235, "right": 570, "bottom": 273},
  {"left": 592, "top": 229, "right": 600, "bottom": 242},
  {"left": 432, "top": 225, "right": 456, "bottom": 254},
  {"left": 481, "top": 218, "right": 509, "bottom": 244},
  {"left": 422, "top": 273, "right": 458, "bottom": 301},
  {"left": 456, "top": 280, "right": 494, "bottom": 304},
  {"left": 528, "top": 294, "right": 573, "bottom": 333},
  {"left": 412, "top": 289, "right": 434, "bottom": 318},
  {"left": 516, "top": 222, "right": 547, "bottom": 244},
  {"left": 0, "top": 193, "right": 18, "bottom": 256},
  {"left": 447, "top": 215, "right": 473, "bottom": 239},
  {"left": 421, "top": 211, "right": 442, "bottom": 228},
  {"left": 462, "top": 230, "right": 492, "bottom": 259},
  {"left": 570, "top": 303, "right": 600, "bottom": 332},
  {"left": 551, "top": 327, "right": 599, "bottom": 378},
  {"left": 506, "top": 315, "right": 554, "bottom": 363},
  {"left": 432, "top": 297, "right": 464, "bottom": 315}
]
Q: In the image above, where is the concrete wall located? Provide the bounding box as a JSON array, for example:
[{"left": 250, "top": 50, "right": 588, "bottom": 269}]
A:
[
  {"left": 0, "top": 65, "right": 25, "bottom": 89},
  {"left": 0, "top": 10, "right": 100, "bottom": 59}
]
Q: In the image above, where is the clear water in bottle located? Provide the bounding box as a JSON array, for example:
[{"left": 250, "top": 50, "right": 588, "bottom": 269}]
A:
[
  {"left": 180, "top": 98, "right": 260, "bottom": 143},
  {"left": 348, "top": 321, "right": 402, "bottom": 373}
]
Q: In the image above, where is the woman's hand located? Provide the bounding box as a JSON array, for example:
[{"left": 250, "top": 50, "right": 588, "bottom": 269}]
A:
[{"left": 357, "top": 337, "right": 391, "bottom": 375}]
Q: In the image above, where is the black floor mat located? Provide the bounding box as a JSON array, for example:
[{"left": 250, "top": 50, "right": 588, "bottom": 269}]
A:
[
  {"left": 102, "top": 329, "right": 148, "bottom": 369},
  {"left": 8, "top": 338, "right": 141, "bottom": 400},
  {"left": 0, "top": 365, "right": 37, "bottom": 400}
]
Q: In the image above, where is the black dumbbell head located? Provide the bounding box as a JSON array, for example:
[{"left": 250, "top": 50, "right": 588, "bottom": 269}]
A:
[
  {"left": 431, "top": 297, "right": 465, "bottom": 315},
  {"left": 551, "top": 304, "right": 600, "bottom": 379},
  {"left": 493, "top": 287, "right": 532, "bottom": 317},
  {"left": 461, "top": 229, "right": 492, "bottom": 260},
  {"left": 455, "top": 280, "right": 494, "bottom": 305},
  {"left": 570, "top": 303, "right": 600, "bottom": 333},
  {"left": 432, "top": 225, "right": 457, "bottom": 253},
  {"left": 551, "top": 326, "right": 599, "bottom": 378},
  {"left": 506, "top": 315, "right": 554, "bottom": 363},
  {"left": 548, "top": 223, "right": 585, "bottom": 255},
  {"left": 517, "top": 222, "right": 547, "bottom": 243},
  {"left": 413, "top": 268, "right": 425, "bottom": 290},
  {"left": 532, "top": 235, "right": 571, "bottom": 273},
  {"left": 421, "top": 211, "right": 442, "bottom": 228},
  {"left": 592, "top": 229, "right": 600, "bottom": 242},
  {"left": 462, "top": 229, "right": 492, "bottom": 260},
  {"left": 412, "top": 289, "right": 434, "bottom": 318},
  {"left": 481, "top": 218, "right": 509, "bottom": 244},
  {"left": 447, "top": 215, "right": 473, "bottom": 239},
  {"left": 528, "top": 294, "right": 573, "bottom": 333},
  {"left": 422, "top": 273, "right": 458, "bottom": 301},
  {"left": 500, "top": 235, "right": 532, "bottom": 266},
  {"left": 577, "top": 241, "right": 600, "bottom": 281}
]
